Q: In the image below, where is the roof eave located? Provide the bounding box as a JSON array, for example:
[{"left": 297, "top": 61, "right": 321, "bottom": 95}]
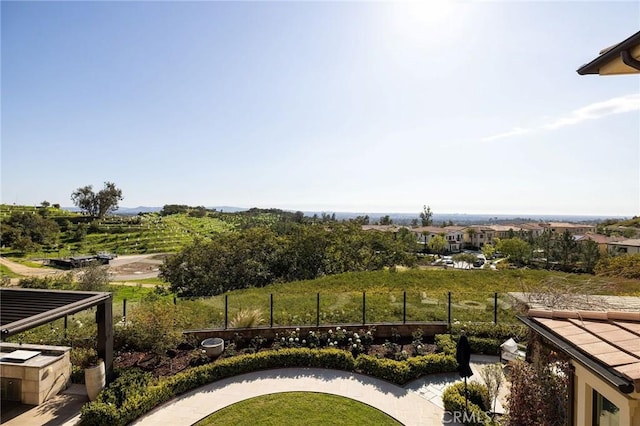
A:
[
  {"left": 518, "top": 315, "right": 635, "bottom": 394},
  {"left": 577, "top": 31, "right": 640, "bottom": 75}
]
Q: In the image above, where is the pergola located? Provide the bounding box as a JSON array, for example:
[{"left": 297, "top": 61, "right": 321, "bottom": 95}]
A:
[
  {"left": 577, "top": 30, "right": 640, "bottom": 75},
  {"left": 0, "top": 288, "right": 114, "bottom": 379}
]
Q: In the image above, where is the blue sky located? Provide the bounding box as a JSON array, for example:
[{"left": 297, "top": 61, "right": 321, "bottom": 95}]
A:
[{"left": 2, "top": 1, "right": 639, "bottom": 216}]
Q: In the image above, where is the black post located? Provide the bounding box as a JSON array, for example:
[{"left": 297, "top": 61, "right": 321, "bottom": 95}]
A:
[
  {"left": 64, "top": 315, "right": 68, "bottom": 339},
  {"left": 173, "top": 296, "right": 177, "bottom": 305},
  {"left": 494, "top": 292, "right": 498, "bottom": 324},
  {"left": 224, "top": 295, "right": 228, "bottom": 329},
  {"left": 403, "top": 291, "right": 407, "bottom": 324},
  {"left": 316, "top": 293, "right": 320, "bottom": 327},
  {"left": 270, "top": 294, "right": 274, "bottom": 328},
  {"left": 448, "top": 291, "right": 452, "bottom": 326},
  {"left": 362, "top": 291, "right": 366, "bottom": 325},
  {"left": 123, "top": 299, "right": 127, "bottom": 322}
]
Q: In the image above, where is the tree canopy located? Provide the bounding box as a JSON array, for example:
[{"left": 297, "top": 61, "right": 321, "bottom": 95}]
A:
[
  {"left": 160, "top": 223, "right": 416, "bottom": 297},
  {"left": 71, "top": 182, "right": 123, "bottom": 218}
]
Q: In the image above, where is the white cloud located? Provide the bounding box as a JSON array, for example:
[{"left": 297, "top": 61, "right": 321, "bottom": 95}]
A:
[
  {"left": 481, "top": 127, "right": 531, "bottom": 142},
  {"left": 481, "top": 93, "right": 640, "bottom": 141},
  {"left": 544, "top": 93, "right": 640, "bottom": 130}
]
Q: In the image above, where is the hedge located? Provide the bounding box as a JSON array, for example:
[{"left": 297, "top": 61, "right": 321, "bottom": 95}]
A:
[
  {"left": 442, "top": 381, "right": 492, "bottom": 426},
  {"left": 80, "top": 348, "right": 457, "bottom": 425}
]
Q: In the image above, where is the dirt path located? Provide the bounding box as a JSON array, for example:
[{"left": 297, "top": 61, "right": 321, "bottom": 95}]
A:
[{"left": 1, "top": 254, "right": 166, "bottom": 285}]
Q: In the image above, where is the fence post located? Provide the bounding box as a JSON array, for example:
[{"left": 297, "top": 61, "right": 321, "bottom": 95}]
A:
[
  {"left": 270, "top": 294, "right": 274, "bottom": 328},
  {"left": 316, "top": 293, "right": 320, "bottom": 328},
  {"left": 403, "top": 291, "right": 407, "bottom": 324},
  {"left": 362, "top": 292, "right": 366, "bottom": 326},
  {"left": 123, "top": 299, "right": 127, "bottom": 323},
  {"left": 64, "top": 315, "right": 68, "bottom": 339},
  {"left": 494, "top": 292, "right": 498, "bottom": 324},
  {"left": 224, "top": 295, "right": 228, "bottom": 330},
  {"left": 447, "top": 292, "right": 452, "bottom": 326}
]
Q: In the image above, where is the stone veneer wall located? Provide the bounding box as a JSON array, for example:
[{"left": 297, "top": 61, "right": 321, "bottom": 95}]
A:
[{"left": 0, "top": 343, "right": 72, "bottom": 405}]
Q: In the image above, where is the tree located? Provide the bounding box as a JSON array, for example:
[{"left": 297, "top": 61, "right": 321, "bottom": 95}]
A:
[
  {"left": 1, "top": 211, "right": 59, "bottom": 253},
  {"left": 482, "top": 243, "right": 496, "bottom": 260},
  {"left": 379, "top": 215, "right": 392, "bottom": 225},
  {"left": 579, "top": 240, "right": 600, "bottom": 273},
  {"left": 428, "top": 234, "right": 447, "bottom": 255},
  {"left": 496, "top": 237, "right": 531, "bottom": 266},
  {"left": 555, "top": 230, "right": 577, "bottom": 270},
  {"left": 420, "top": 205, "right": 433, "bottom": 226},
  {"left": 453, "top": 253, "right": 476, "bottom": 269},
  {"left": 71, "top": 182, "right": 123, "bottom": 218}
]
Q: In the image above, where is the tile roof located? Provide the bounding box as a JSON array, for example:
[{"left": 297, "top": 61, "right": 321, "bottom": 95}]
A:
[
  {"left": 609, "top": 239, "right": 640, "bottom": 247},
  {"left": 526, "top": 309, "right": 640, "bottom": 390}
]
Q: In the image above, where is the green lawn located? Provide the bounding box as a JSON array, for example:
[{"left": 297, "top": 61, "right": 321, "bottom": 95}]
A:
[
  {"left": 194, "top": 392, "right": 401, "bottom": 426},
  {"left": 0, "top": 264, "right": 21, "bottom": 278}
]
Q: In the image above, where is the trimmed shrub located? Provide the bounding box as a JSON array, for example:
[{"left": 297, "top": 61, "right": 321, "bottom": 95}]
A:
[
  {"left": 435, "top": 334, "right": 456, "bottom": 355},
  {"left": 450, "top": 322, "right": 527, "bottom": 341},
  {"left": 442, "top": 381, "right": 492, "bottom": 426},
  {"left": 406, "top": 353, "right": 457, "bottom": 377},
  {"left": 355, "top": 355, "right": 410, "bottom": 385}
]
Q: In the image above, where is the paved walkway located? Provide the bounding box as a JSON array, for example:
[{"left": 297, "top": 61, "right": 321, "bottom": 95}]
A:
[
  {"left": 132, "top": 355, "right": 506, "bottom": 426},
  {"left": 7, "top": 355, "right": 506, "bottom": 425}
]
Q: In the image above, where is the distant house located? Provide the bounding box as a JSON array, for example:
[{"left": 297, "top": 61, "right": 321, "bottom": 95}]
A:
[
  {"left": 517, "top": 222, "right": 546, "bottom": 239},
  {"left": 514, "top": 293, "right": 640, "bottom": 426},
  {"left": 462, "top": 225, "right": 495, "bottom": 248},
  {"left": 607, "top": 239, "right": 640, "bottom": 255},
  {"left": 575, "top": 232, "right": 625, "bottom": 255},
  {"left": 412, "top": 226, "right": 464, "bottom": 252},
  {"left": 540, "top": 222, "right": 596, "bottom": 236}
]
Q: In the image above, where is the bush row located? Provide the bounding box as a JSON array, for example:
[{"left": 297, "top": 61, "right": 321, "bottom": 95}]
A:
[
  {"left": 435, "top": 333, "right": 503, "bottom": 356},
  {"left": 442, "top": 381, "right": 492, "bottom": 426},
  {"left": 80, "top": 348, "right": 456, "bottom": 425}
]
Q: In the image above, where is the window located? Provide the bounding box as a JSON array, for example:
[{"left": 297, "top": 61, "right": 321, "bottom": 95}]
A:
[{"left": 593, "top": 390, "right": 620, "bottom": 426}]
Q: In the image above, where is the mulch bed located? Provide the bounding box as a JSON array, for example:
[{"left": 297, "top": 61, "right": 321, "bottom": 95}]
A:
[{"left": 114, "top": 341, "right": 439, "bottom": 379}]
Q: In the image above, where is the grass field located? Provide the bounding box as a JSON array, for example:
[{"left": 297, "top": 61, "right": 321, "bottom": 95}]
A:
[
  {"left": 194, "top": 392, "right": 401, "bottom": 426},
  {"left": 170, "top": 268, "right": 640, "bottom": 329}
]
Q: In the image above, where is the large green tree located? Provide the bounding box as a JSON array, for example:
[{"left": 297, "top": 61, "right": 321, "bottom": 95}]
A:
[
  {"left": 427, "top": 234, "right": 447, "bottom": 255},
  {"left": 1, "top": 211, "right": 59, "bottom": 253},
  {"left": 496, "top": 237, "right": 531, "bottom": 266},
  {"left": 71, "top": 182, "right": 123, "bottom": 218}
]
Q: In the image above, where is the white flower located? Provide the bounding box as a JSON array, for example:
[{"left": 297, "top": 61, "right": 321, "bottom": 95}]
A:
[
  {"left": 302, "top": 340, "right": 306, "bottom": 344},
  {"left": 356, "top": 339, "right": 361, "bottom": 344},
  {"left": 354, "top": 333, "right": 359, "bottom": 338},
  {"left": 348, "top": 338, "right": 352, "bottom": 342},
  {"left": 336, "top": 326, "right": 341, "bottom": 330},
  {"left": 329, "top": 342, "right": 334, "bottom": 346},
  {"left": 295, "top": 337, "right": 299, "bottom": 342},
  {"left": 296, "top": 328, "right": 300, "bottom": 332},
  {"left": 289, "top": 337, "right": 294, "bottom": 342},
  {"left": 281, "top": 337, "right": 285, "bottom": 342},
  {"left": 328, "top": 330, "right": 333, "bottom": 334},
  {"left": 353, "top": 344, "right": 357, "bottom": 348}
]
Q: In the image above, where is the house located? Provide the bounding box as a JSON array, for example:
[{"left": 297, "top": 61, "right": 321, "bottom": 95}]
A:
[
  {"left": 517, "top": 222, "right": 546, "bottom": 239},
  {"left": 462, "top": 225, "right": 495, "bottom": 248},
  {"left": 607, "top": 239, "right": 640, "bottom": 255},
  {"left": 487, "top": 224, "right": 524, "bottom": 239},
  {"left": 541, "top": 222, "right": 597, "bottom": 236},
  {"left": 514, "top": 293, "right": 640, "bottom": 426},
  {"left": 575, "top": 232, "right": 625, "bottom": 255},
  {"left": 412, "top": 226, "right": 464, "bottom": 252}
]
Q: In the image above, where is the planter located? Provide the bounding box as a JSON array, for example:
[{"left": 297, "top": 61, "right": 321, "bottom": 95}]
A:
[
  {"left": 85, "top": 360, "right": 106, "bottom": 401},
  {"left": 201, "top": 338, "right": 224, "bottom": 358}
]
